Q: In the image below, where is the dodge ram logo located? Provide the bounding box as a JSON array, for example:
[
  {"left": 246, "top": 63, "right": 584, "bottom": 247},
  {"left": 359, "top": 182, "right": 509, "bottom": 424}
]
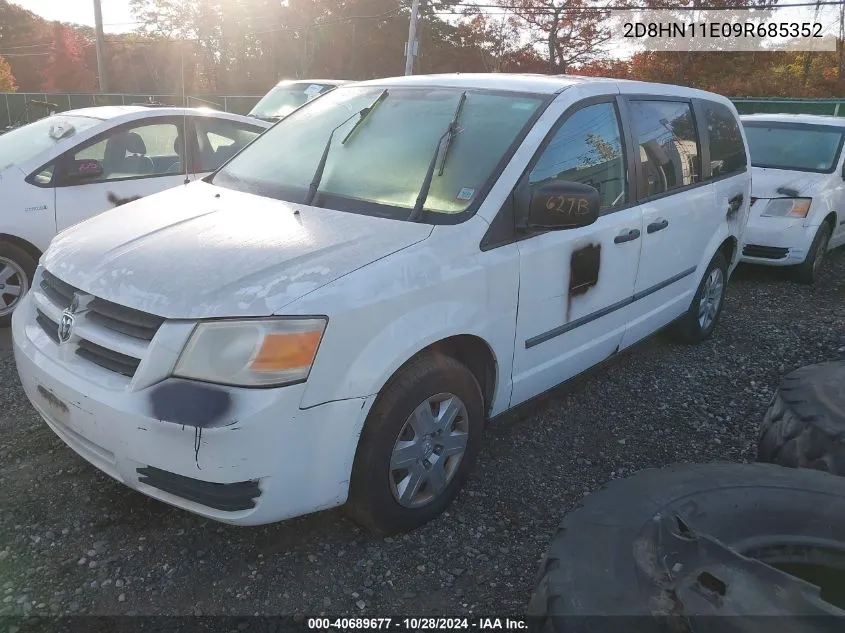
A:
[{"left": 57, "top": 294, "right": 80, "bottom": 344}]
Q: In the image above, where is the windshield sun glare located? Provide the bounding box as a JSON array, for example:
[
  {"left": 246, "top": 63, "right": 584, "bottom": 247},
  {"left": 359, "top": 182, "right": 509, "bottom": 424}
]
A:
[{"left": 216, "top": 86, "right": 545, "bottom": 221}]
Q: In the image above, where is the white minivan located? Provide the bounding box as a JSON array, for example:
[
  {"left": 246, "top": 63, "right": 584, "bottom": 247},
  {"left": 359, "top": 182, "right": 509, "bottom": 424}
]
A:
[
  {"left": 13, "top": 74, "right": 751, "bottom": 534},
  {"left": 740, "top": 114, "right": 845, "bottom": 284}
]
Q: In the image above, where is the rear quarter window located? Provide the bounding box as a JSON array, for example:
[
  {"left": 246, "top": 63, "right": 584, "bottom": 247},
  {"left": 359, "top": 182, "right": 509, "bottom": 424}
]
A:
[{"left": 703, "top": 101, "right": 747, "bottom": 179}]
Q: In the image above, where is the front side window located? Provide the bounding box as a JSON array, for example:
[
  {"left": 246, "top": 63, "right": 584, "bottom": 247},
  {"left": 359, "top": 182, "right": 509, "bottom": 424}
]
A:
[
  {"left": 630, "top": 100, "right": 700, "bottom": 198},
  {"left": 214, "top": 86, "right": 546, "bottom": 221},
  {"left": 704, "top": 101, "right": 747, "bottom": 179},
  {"left": 529, "top": 101, "right": 627, "bottom": 212},
  {"left": 71, "top": 121, "right": 183, "bottom": 181},
  {"left": 743, "top": 122, "right": 845, "bottom": 173},
  {"left": 194, "top": 117, "right": 262, "bottom": 172}
]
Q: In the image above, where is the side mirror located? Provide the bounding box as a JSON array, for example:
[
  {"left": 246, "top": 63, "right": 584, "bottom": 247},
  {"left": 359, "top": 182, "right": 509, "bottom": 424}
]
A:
[
  {"left": 66, "top": 158, "right": 103, "bottom": 181},
  {"left": 524, "top": 180, "right": 601, "bottom": 231}
]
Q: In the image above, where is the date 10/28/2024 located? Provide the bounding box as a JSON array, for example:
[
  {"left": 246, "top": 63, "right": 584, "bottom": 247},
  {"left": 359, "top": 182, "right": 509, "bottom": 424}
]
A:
[{"left": 307, "top": 617, "right": 528, "bottom": 630}]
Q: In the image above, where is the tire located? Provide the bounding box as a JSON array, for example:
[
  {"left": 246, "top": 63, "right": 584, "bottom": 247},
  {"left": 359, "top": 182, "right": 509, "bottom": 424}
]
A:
[
  {"left": 670, "top": 250, "right": 728, "bottom": 344},
  {"left": 0, "top": 241, "right": 37, "bottom": 327},
  {"left": 793, "top": 221, "right": 833, "bottom": 285},
  {"left": 526, "top": 463, "right": 845, "bottom": 632},
  {"left": 345, "top": 351, "right": 484, "bottom": 535},
  {"left": 758, "top": 360, "right": 845, "bottom": 475}
]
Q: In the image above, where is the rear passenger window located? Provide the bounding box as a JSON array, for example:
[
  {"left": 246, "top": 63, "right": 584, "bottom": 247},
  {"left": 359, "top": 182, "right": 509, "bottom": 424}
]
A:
[
  {"left": 703, "top": 101, "right": 747, "bottom": 178},
  {"left": 629, "top": 100, "right": 700, "bottom": 198},
  {"left": 529, "top": 102, "right": 627, "bottom": 212}
]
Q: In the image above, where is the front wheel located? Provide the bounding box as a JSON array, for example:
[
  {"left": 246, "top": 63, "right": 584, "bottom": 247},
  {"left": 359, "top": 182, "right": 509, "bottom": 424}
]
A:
[
  {"left": 670, "top": 250, "right": 728, "bottom": 344},
  {"left": 0, "top": 242, "right": 37, "bottom": 327},
  {"left": 345, "top": 352, "right": 484, "bottom": 535}
]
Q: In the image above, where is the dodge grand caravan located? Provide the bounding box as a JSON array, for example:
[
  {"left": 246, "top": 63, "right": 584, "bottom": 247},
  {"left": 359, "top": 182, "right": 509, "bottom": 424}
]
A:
[
  {"left": 740, "top": 113, "right": 845, "bottom": 284},
  {"left": 13, "top": 74, "right": 751, "bottom": 534}
]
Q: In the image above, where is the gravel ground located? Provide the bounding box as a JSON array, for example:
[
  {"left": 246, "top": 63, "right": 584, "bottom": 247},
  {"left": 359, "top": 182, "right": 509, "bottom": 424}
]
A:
[{"left": 1, "top": 251, "right": 844, "bottom": 620}]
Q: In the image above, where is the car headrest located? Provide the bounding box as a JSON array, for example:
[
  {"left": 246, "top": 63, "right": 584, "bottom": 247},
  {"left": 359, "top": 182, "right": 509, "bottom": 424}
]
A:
[
  {"left": 124, "top": 131, "right": 147, "bottom": 155},
  {"left": 174, "top": 135, "right": 185, "bottom": 155}
]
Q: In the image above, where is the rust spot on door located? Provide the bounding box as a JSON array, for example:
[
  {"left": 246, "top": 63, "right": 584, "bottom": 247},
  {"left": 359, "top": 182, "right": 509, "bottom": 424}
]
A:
[{"left": 567, "top": 243, "right": 601, "bottom": 321}]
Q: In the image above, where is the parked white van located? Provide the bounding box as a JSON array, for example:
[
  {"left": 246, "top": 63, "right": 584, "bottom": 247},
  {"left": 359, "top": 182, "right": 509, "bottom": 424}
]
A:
[
  {"left": 740, "top": 113, "right": 845, "bottom": 284},
  {"left": 13, "top": 74, "right": 751, "bottom": 534}
]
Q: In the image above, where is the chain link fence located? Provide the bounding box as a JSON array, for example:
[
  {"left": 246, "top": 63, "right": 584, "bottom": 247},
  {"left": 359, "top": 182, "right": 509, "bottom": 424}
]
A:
[
  {"left": 0, "top": 93, "right": 263, "bottom": 128},
  {"left": 2, "top": 92, "right": 844, "bottom": 129}
]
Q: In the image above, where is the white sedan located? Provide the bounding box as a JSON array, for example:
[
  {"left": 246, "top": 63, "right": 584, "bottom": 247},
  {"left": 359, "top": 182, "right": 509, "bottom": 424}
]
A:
[{"left": 0, "top": 106, "right": 271, "bottom": 323}]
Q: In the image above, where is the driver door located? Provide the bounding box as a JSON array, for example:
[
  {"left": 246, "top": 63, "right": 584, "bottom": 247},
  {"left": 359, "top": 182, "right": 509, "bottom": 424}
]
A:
[
  {"left": 510, "top": 98, "right": 644, "bottom": 407},
  {"left": 54, "top": 117, "right": 198, "bottom": 232}
]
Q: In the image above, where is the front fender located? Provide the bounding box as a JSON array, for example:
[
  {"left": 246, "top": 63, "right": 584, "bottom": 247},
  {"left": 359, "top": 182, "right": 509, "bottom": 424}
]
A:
[{"left": 292, "top": 220, "right": 520, "bottom": 411}]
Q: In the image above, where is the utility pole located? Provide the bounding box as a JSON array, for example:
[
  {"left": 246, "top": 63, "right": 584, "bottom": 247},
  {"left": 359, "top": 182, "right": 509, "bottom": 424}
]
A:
[
  {"left": 93, "top": 0, "right": 109, "bottom": 92},
  {"left": 404, "top": 0, "right": 420, "bottom": 76}
]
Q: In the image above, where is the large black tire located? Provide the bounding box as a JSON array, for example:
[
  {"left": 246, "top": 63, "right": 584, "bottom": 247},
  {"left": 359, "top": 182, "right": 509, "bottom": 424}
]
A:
[
  {"left": 0, "top": 240, "right": 38, "bottom": 327},
  {"left": 527, "top": 463, "right": 845, "bottom": 632},
  {"left": 345, "top": 351, "right": 484, "bottom": 535},
  {"left": 793, "top": 221, "right": 833, "bottom": 285},
  {"left": 758, "top": 361, "right": 845, "bottom": 475},
  {"left": 670, "top": 250, "right": 728, "bottom": 344}
]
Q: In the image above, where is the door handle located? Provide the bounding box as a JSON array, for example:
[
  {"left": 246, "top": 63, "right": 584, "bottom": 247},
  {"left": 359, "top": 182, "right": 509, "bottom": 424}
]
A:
[
  {"left": 647, "top": 218, "right": 669, "bottom": 234},
  {"left": 614, "top": 228, "right": 641, "bottom": 244},
  {"left": 727, "top": 193, "right": 744, "bottom": 219}
]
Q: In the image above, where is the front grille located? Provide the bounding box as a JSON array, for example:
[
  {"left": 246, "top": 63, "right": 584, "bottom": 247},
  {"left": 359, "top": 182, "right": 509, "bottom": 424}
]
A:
[
  {"left": 36, "top": 309, "right": 60, "bottom": 343},
  {"left": 743, "top": 244, "right": 789, "bottom": 260},
  {"left": 35, "top": 268, "right": 164, "bottom": 379},
  {"left": 40, "top": 270, "right": 164, "bottom": 341},
  {"left": 137, "top": 466, "right": 261, "bottom": 512},
  {"left": 75, "top": 339, "right": 141, "bottom": 377}
]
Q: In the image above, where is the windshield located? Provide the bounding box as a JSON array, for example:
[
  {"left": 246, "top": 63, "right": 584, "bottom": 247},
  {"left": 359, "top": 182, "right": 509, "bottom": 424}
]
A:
[
  {"left": 743, "top": 122, "right": 845, "bottom": 173},
  {"left": 215, "top": 85, "right": 545, "bottom": 220},
  {"left": 249, "top": 82, "right": 335, "bottom": 120},
  {"left": 0, "top": 115, "right": 101, "bottom": 171}
]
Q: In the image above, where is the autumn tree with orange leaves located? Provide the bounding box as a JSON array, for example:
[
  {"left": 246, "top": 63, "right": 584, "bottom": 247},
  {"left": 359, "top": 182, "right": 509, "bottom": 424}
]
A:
[
  {"left": 0, "top": 55, "right": 16, "bottom": 92},
  {"left": 41, "top": 23, "right": 96, "bottom": 92}
]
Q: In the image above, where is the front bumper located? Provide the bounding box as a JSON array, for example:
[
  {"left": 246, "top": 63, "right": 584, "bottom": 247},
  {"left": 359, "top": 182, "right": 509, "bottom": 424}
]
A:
[
  {"left": 12, "top": 291, "right": 373, "bottom": 526},
  {"left": 739, "top": 212, "right": 815, "bottom": 266}
]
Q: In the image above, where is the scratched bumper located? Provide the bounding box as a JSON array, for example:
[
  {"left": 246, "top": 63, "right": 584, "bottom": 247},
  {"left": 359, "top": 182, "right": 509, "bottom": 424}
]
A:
[
  {"left": 739, "top": 213, "right": 814, "bottom": 266},
  {"left": 12, "top": 291, "right": 371, "bottom": 526}
]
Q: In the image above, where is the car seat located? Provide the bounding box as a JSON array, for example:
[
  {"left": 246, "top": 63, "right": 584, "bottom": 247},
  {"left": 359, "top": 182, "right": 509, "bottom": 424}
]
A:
[
  {"left": 103, "top": 131, "right": 155, "bottom": 177},
  {"left": 166, "top": 134, "right": 186, "bottom": 173}
]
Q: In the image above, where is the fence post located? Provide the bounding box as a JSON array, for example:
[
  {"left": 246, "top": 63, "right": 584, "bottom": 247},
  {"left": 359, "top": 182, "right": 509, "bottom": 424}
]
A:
[
  {"left": 4, "top": 93, "right": 9, "bottom": 127},
  {"left": 835, "top": 103, "right": 841, "bottom": 117},
  {"left": 224, "top": 96, "right": 228, "bottom": 113}
]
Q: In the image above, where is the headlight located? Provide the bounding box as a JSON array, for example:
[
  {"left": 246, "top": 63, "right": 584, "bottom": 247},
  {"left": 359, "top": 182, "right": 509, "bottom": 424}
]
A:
[
  {"left": 174, "top": 317, "right": 327, "bottom": 387},
  {"left": 761, "top": 197, "right": 811, "bottom": 218}
]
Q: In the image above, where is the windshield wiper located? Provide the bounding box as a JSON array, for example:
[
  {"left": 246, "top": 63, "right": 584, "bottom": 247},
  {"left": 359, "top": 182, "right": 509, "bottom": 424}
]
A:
[
  {"left": 342, "top": 89, "right": 388, "bottom": 145},
  {"left": 304, "top": 90, "right": 391, "bottom": 207},
  {"left": 303, "top": 110, "right": 364, "bottom": 206},
  {"left": 407, "top": 91, "right": 467, "bottom": 222}
]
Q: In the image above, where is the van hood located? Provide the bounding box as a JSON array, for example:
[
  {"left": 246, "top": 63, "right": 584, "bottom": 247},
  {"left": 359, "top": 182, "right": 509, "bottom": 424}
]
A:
[
  {"left": 749, "top": 166, "right": 826, "bottom": 200},
  {"left": 43, "top": 181, "right": 433, "bottom": 319}
]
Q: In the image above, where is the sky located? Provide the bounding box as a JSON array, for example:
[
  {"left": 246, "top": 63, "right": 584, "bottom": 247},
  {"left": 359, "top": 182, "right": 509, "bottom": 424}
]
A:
[{"left": 13, "top": 0, "right": 137, "bottom": 32}]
